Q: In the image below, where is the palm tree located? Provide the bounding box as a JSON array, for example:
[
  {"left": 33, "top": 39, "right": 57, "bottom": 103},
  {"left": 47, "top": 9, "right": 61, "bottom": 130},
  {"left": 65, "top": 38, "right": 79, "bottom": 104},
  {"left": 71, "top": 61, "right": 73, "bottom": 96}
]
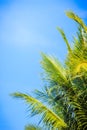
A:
[{"left": 12, "top": 11, "right": 87, "bottom": 130}]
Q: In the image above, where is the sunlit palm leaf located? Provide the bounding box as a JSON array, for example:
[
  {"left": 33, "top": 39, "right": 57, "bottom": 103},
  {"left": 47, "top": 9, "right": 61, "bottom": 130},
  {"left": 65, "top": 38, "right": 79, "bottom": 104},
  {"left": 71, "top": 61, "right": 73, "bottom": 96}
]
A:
[
  {"left": 57, "top": 27, "right": 72, "bottom": 52},
  {"left": 75, "top": 62, "right": 87, "bottom": 73},
  {"left": 66, "top": 11, "right": 87, "bottom": 32},
  {"left": 41, "top": 53, "right": 67, "bottom": 85},
  {"left": 12, "top": 92, "right": 67, "bottom": 129}
]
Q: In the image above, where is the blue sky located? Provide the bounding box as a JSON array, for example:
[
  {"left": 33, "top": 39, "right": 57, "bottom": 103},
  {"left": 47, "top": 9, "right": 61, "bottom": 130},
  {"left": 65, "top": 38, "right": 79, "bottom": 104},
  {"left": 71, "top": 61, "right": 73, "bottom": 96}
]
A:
[{"left": 0, "top": 0, "right": 87, "bottom": 130}]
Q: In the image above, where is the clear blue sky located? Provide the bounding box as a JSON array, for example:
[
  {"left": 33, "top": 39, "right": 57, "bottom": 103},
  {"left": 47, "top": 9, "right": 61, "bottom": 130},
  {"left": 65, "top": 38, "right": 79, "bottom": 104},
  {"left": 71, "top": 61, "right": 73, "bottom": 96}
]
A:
[{"left": 0, "top": 0, "right": 87, "bottom": 130}]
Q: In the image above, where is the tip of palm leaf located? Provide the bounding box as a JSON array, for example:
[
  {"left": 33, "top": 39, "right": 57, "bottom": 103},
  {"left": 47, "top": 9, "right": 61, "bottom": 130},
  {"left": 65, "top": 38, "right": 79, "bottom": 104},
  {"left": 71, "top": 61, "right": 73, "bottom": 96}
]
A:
[
  {"left": 66, "top": 11, "right": 87, "bottom": 32},
  {"left": 65, "top": 11, "right": 74, "bottom": 18},
  {"left": 10, "top": 92, "right": 23, "bottom": 98},
  {"left": 57, "top": 27, "right": 71, "bottom": 52}
]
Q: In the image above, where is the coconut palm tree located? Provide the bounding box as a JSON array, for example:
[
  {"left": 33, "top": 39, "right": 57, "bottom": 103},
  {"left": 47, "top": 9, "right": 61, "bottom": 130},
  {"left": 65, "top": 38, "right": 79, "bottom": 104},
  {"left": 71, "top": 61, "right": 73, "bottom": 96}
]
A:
[{"left": 12, "top": 11, "right": 87, "bottom": 130}]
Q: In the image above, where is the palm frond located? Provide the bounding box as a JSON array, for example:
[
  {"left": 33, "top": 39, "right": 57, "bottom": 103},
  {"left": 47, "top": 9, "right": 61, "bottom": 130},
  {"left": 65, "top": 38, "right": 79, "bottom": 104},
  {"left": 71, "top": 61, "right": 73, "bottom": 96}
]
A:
[
  {"left": 12, "top": 92, "right": 67, "bottom": 129},
  {"left": 66, "top": 11, "right": 87, "bottom": 32},
  {"left": 72, "top": 100, "right": 87, "bottom": 130},
  {"left": 41, "top": 53, "right": 67, "bottom": 85},
  {"left": 57, "top": 27, "right": 72, "bottom": 52},
  {"left": 65, "top": 24, "right": 87, "bottom": 77},
  {"left": 75, "top": 62, "right": 87, "bottom": 73}
]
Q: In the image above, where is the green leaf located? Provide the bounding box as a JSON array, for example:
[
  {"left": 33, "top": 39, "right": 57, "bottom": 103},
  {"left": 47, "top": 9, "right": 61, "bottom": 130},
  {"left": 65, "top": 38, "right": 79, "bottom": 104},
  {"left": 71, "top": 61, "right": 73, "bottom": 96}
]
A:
[
  {"left": 41, "top": 53, "right": 67, "bottom": 85},
  {"left": 66, "top": 11, "right": 87, "bottom": 32},
  {"left": 75, "top": 62, "right": 87, "bottom": 73},
  {"left": 12, "top": 92, "right": 67, "bottom": 129},
  {"left": 57, "top": 27, "right": 71, "bottom": 52}
]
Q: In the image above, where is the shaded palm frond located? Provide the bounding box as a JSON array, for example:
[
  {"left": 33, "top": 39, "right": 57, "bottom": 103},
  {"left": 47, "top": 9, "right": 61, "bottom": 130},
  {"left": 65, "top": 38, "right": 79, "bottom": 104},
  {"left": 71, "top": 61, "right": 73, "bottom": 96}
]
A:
[
  {"left": 34, "top": 86, "right": 65, "bottom": 118},
  {"left": 34, "top": 85, "right": 62, "bottom": 103},
  {"left": 72, "top": 100, "right": 87, "bottom": 130},
  {"left": 12, "top": 92, "right": 67, "bottom": 129}
]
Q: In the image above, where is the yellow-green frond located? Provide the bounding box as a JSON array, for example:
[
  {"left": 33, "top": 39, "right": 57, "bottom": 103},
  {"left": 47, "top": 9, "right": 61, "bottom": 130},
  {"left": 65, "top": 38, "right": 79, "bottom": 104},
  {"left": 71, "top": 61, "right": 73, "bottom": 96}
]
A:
[
  {"left": 12, "top": 92, "right": 67, "bottom": 129},
  {"left": 57, "top": 27, "right": 71, "bottom": 52},
  {"left": 41, "top": 53, "right": 67, "bottom": 85},
  {"left": 66, "top": 11, "right": 87, "bottom": 32},
  {"left": 75, "top": 62, "right": 87, "bottom": 74}
]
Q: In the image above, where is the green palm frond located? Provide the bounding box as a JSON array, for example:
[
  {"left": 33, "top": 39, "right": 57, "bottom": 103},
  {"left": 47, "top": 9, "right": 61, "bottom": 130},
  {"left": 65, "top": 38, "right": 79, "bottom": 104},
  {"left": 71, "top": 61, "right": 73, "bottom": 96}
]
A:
[
  {"left": 67, "top": 57, "right": 87, "bottom": 75},
  {"left": 41, "top": 53, "right": 67, "bottom": 85},
  {"left": 66, "top": 11, "right": 87, "bottom": 32},
  {"left": 25, "top": 124, "right": 42, "bottom": 130},
  {"left": 12, "top": 92, "right": 67, "bottom": 129},
  {"left": 73, "top": 26, "right": 85, "bottom": 49},
  {"left": 74, "top": 62, "right": 87, "bottom": 73},
  {"left": 57, "top": 27, "right": 72, "bottom": 52},
  {"left": 72, "top": 99, "right": 87, "bottom": 130},
  {"left": 65, "top": 25, "right": 87, "bottom": 76}
]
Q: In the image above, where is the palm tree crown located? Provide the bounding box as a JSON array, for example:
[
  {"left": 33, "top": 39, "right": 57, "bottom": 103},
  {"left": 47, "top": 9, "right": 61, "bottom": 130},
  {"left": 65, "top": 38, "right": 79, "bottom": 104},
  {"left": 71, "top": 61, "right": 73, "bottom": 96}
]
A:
[{"left": 12, "top": 11, "right": 87, "bottom": 130}]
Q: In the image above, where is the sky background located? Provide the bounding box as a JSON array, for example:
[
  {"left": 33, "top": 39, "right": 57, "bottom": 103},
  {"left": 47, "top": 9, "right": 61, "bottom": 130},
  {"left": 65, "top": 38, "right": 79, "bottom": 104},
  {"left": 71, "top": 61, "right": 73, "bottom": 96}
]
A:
[{"left": 0, "top": 0, "right": 87, "bottom": 130}]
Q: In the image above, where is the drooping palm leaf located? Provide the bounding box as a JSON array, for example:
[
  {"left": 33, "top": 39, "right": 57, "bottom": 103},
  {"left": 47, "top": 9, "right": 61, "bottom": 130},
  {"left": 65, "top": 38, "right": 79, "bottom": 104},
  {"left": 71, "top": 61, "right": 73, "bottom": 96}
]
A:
[{"left": 12, "top": 92, "right": 67, "bottom": 129}]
